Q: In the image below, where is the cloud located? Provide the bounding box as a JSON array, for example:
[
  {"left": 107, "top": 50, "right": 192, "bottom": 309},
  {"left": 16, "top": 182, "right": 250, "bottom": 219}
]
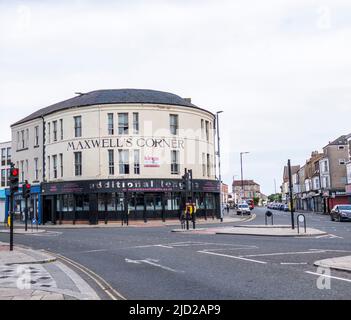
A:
[{"left": 1, "top": 0, "right": 351, "bottom": 194}]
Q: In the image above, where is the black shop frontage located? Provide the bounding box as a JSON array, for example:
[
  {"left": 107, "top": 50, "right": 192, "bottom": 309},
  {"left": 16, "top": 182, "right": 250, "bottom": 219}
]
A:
[{"left": 41, "top": 179, "right": 220, "bottom": 225}]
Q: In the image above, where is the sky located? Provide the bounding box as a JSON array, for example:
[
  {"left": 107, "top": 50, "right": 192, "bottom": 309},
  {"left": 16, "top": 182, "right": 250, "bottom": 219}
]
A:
[{"left": 1, "top": 0, "right": 351, "bottom": 195}]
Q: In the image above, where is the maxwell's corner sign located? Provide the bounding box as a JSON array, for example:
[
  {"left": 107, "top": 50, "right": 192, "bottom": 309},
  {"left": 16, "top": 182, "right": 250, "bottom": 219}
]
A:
[{"left": 67, "top": 137, "right": 185, "bottom": 151}]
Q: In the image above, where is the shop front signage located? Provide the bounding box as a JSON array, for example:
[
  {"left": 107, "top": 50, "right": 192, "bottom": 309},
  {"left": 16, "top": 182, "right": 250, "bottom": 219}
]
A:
[
  {"left": 42, "top": 179, "right": 220, "bottom": 195},
  {"left": 67, "top": 137, "right": 185, "bottom": 151},
  {"left": 144, "top": 156, "right": 160, "bottom": 168}
]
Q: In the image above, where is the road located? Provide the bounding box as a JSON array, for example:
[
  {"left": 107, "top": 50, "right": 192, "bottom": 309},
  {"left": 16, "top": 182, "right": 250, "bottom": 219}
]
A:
[{"left": 1, "top": 207, "right": 351, "bottom": 300}]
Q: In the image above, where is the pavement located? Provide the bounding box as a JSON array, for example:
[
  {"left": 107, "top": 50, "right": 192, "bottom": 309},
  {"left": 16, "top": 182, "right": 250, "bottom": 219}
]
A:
[
  {"left": 9, "top": 212, "right": 252, "bottom": 229},
  {"left": 314, "top": 256, "right": 351, "bottom": 273},
  {"left": 0, "top": 242, "right": 100, "bottom": 300}
]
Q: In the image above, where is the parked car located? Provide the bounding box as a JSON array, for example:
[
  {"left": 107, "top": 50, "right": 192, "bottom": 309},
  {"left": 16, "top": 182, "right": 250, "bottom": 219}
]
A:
[
  {"left": 330, "top": 205, "right": 351, "bottom": 222},
  {"left": 236, "top": 203, "right": 251, "bottom": 215},
  {"left": 283, "top": 204, "right": 289, "bottom": 212},
  {"left": 246, "top": 199, "right": 254, "bottom": 210}
]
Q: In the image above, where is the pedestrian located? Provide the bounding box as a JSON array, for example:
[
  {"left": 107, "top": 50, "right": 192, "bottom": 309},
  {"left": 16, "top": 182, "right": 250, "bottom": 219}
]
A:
[{"left": 226, "top": 204, "right": 230, "bottom": 213}]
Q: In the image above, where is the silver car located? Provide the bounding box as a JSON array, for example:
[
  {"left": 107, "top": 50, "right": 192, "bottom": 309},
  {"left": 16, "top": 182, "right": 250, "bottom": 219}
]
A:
[
  {"left": 330, "top": 205, "right": 351, "bottom": 222},
  {"left": 236, "top": 204, "right": 251, "bottom": 215}
]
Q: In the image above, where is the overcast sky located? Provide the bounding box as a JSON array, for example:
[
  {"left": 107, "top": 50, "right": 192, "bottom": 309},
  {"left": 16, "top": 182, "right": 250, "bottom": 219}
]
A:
[{"left": 1, "top": 0, "right": 351, "bottom": 195}]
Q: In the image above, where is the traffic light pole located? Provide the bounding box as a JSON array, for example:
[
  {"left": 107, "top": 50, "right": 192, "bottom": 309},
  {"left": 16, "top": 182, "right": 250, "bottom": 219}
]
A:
[
  {"left": 288, "top": 159, "right": 295, "bottom": 230},
  {"left": 10, "top": 194, "right": 14, "bottom": 251},
  {"left": 24, "top": 197, "right": 28, "bottom": 232}
]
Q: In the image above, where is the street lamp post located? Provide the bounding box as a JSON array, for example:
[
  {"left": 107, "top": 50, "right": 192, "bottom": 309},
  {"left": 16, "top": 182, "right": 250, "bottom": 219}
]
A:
[
  {"left": 216, "top": 111, "right": 223, "bottom": 222},
  {"left": 240, "top": 152, "right": 250, "bottom": 201}
]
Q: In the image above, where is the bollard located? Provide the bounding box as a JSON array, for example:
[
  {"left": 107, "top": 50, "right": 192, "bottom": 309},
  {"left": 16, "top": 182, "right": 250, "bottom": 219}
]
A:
[
  {"left": 296, "top": 214, "right": 306, "bottom": 234},
  {"left": 265, "top": 211, "right": 274, "bottom": 225}
]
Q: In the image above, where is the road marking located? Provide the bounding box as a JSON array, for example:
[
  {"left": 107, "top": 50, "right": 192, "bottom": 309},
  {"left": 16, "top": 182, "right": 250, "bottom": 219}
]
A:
[
  {"left": 241, "top": 249, "right": 351, "bottom": 258},
  {"left": 202, "top": 246, "right": 258, "bottom": 252},
  {"left": 241, "top": 250, "right": 327, "bottom": 257},
  {"left": 29, "top": 231, "right": 62, "bottom": 237},
  {"left": 125, "top": 258, "right": 183, "bottom": 273},
  {"left": 51, "top": 253, "right": 126, "bottom": 300},
  {"left": 305, "top": 271, "right": 351, "bottom": 283},
  {"left": 315, "top": 235, "right": 330, "bottom": 239},
  {"left": 280, "top": 262, "right": 308, "bottom": 265},
  {"left": 155, "top": 245, "right": 174, "bottom": 249},
  {"left": 79, "top": 249, "right": 109, "bottom": 254},
  {"left": 197, "top": 250, "right": 267, "bottom": 264},
  {"left": 129, "top": 241, "right": 257, "bottom": 249},
  {"left": 328, "top": 234, "right": 344, "bottom": 239}
]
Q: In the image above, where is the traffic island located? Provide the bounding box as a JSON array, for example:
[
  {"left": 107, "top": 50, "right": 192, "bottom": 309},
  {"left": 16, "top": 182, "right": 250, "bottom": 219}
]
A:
[
  {"left": 215, "top": 225, "right": 328, "bottom": 237},
  {"left": 314, "top": 256, "right": 351, "bottom": 273},
  {"left": 0, "top": 228, "right": 46, "bottom": 235}
]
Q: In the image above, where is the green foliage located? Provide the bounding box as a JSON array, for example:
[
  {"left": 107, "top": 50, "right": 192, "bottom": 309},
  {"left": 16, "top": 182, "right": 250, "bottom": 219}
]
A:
[
  {"left": 253, "top": 197, "right": 260, "bottom": 205},
  {"left": 268, "top": 193, "right": 282, "bottom": 202}
]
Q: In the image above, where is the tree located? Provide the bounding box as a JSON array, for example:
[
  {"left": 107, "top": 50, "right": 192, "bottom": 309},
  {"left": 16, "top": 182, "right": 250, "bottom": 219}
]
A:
[
  {"left": 253, "top": 197, "right": 260, "bottom": 206},
  {"left": 268, "top": 193, "right": 282, "bottom": 202}
]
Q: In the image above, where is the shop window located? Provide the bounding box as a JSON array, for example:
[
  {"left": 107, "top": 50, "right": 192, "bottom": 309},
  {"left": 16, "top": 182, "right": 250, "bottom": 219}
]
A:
[
  {"left": 62, "top": 194, "right": 74, "bottom": 212},
  {"left": 116, "top": 193, "right": 124, "bottom": 211},
  {"left": 76, "top": 195, "right": 89, "bottom": 211},
  {"left": 107, "top": 193, "right": 116, "bottom": 211},
  {"left": 135, "top": 193, "right": 145, "bottom": 211},
  {"left": 145, "top": 195, "right": 154, "bottom": 211},
  {"left": 155, "top": 195, "right": 162, "bottom": 210}
]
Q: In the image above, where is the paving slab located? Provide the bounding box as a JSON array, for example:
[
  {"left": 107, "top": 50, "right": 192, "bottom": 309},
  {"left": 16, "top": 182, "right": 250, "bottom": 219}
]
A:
[
  {"left": 0, "top": 241, "right": 100, "bottom": 300},
  {"left": 314, "top": 255, "right": 351, "bottom": 273}
]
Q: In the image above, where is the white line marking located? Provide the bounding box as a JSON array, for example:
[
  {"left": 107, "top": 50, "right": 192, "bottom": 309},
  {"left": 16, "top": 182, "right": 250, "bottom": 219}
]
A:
[
  {"left": 155, "top": 245, "right": 174, "bottom": 249},
  {"left": 315, "top": 235, "right": 330, "bottom": 239},
  {"left": 329, "top": 234, "right": 344, "bottom": 239},
  {"left": 125, "top": 258, "right": 183, "bottom": 273},
  {"left": 305, "top": 271, "right": 351, "bottom": 283},
  {"left": 280, "top": 262, "right": 308, "bottom": 265},
  {"left": 241, "top": 250, "right": 327, "bottom": 257},
  {"left": 198, "top": 250, "right": 267, "bottom": 264},
  {"left": 79, "top": 249, "right": 109, "bottom": 254},
  {"left": 202, "top": 247, "right": 258, "bottom": 252}
]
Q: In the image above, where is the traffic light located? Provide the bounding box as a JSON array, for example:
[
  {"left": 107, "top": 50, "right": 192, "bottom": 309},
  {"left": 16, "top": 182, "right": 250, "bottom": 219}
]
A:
[
  {"left": 22, "top": 180, "right": 31, "bottom": 199},
  {"left": 9, "top": 165, "right": 19, "bottom": 194},
  {"left": 181, "top": 172, "right": 188, "bottom": 191}
]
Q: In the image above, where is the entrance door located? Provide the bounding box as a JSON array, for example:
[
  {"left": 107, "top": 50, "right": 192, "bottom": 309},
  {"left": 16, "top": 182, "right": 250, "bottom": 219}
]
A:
[
  {"left": 43, "top": 199, "right": 52, "bottom": 224},
  {"left": 145, "top": 193, "right": 164, "bottom": 220}
]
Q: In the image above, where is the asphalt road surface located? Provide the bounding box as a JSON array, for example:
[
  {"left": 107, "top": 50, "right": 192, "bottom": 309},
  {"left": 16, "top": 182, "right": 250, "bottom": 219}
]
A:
[{"left": 1, "top": 207, "right": 351, "bottom": 300}]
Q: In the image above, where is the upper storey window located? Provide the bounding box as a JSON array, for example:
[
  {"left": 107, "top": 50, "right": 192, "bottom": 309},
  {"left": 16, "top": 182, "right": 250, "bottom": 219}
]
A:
[
  {"left": 74, "top": 116, "right": 82, "bottom": 138},
  {"left": 133, "top": 113, "right": 139, "bottom": 134},
  {"left": 170, "top": 114, "right": 179, "bottom": 135},
  {"left": 118, "top": 113, "right": 129, "bottom": 135},
  {"left": 205, "top": 121, "right": 209, "bottom": 142},
  {"left": 53, "top": 121, "right": 57, "bottom": 142},
  {"left": 108, "top": 113, "right": 114, "bottom": 135},
  {"left": 34, "top": 126, "right": 39, "bottom": 147}
]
